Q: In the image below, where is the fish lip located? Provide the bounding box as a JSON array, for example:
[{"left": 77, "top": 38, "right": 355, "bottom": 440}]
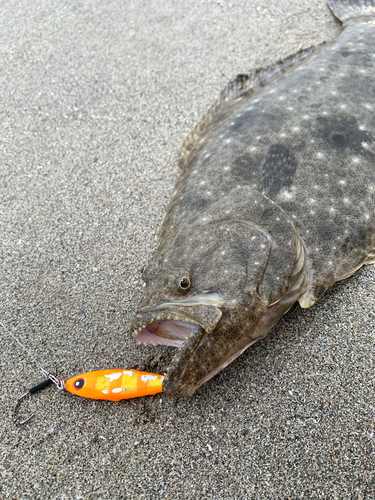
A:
[
  {"left": 162, "top": 325, "right": 208, "bottom": 397},
  {"left": 130, "top": 310, "right": 208, "bottom": 348},
  {"left": 131, "top": 311, "right": 205, "bottom": 336},
  {"left": 131, "top": 297, "right": 225, "bottom": 344},
  {"left": 161, "top": 315, "right": 258, "bottom": 398}
]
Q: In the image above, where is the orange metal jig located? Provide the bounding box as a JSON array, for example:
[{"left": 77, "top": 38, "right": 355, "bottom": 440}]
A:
[
  {"left": 65, "top": 369, "right": 164, "bottom": 401},
  {"left": 2, "top": 322, "right": 164, "bottom": 424}
]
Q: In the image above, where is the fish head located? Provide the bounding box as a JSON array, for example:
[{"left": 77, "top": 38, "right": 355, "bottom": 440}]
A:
[{"left": 131, "top": 187, "right": 306, "bottom": 397}]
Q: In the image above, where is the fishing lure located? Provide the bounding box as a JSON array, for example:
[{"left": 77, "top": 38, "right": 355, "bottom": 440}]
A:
[
  {"left": 13, "top": 369, "right": 164, "bottom": 425},
  {"left": 65, "top": 369, "right": 164, "bottom": 401},
  {"left": 0, "top": 322, "right": 164, "bottom": 425}
]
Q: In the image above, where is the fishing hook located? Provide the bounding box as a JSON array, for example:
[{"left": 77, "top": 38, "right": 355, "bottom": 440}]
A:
[{"left": 13, "top": 378, "right": 54, "bottom": 425}]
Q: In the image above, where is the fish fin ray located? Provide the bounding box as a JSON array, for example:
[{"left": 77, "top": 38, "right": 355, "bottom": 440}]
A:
[
  {"left": 300, "top": 249, "right": 375, "bottom": 308},
  {"left": 178, "top": 43, "right": 326, "bottom": 170},
  {"left": 328, "top": 0, "right": 375, "bottom": 23},
  {"left": 363, "top": 251, "right": 375, "bottom": 265}
]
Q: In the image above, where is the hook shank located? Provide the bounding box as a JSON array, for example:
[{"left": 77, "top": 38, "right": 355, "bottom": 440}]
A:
[{"left": 13, "top": 378, "right": 53, "bottom": 425}]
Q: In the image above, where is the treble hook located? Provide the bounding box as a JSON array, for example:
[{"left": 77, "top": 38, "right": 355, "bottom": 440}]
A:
[{"left": 13, "top": 378, "right": 53, "bottom": 425}]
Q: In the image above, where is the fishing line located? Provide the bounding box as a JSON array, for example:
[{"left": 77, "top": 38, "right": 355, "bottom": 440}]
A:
[
  {"left": 0, "top": 321, "right": 66, "bottom": 390},
  {"left": 0, "top": 321, "right": 66, "bottom": 424},
  {"left": 1, "top": 320, "right": 164, "bottom": 425}
]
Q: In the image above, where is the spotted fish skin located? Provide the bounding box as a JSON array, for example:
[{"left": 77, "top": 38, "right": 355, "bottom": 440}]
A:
[
  {"left": 131, "top": 1, "right": 375, "bottom": 397},
  {"left": 167, "top": 20, "right": 375, "bottom": 306}
]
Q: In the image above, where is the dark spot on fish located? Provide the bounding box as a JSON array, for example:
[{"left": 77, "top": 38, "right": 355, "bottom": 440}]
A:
[
  {"left": 260, "top": 144, "right": 297, "bottom": 196},
  {"left": 317, "top": 115, "right": 373, "bottom": 154},
  {"left": 317, "top": 76, "right": 329, "bottom": 83},
  {"left": 332, "top": 133, "right": 346, "bottom": 146},
  {"left": 293, "top": 139, "right": 306, "bottom": 152},
  {"left": 178, "top": 192, "right": 210, "bottom": 214},
  {"left": 341, "top": 235, "right": 351, "bottom": 248},
  {"left": 340, "top": 50, "right": 350, "bottom": 57}
]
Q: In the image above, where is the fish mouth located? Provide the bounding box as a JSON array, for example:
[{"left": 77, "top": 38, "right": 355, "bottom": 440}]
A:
[
  {"left": 132, "top": 316, "right": 201, "bottom": 348},
  {"left": 131, "top": 292, "right": 225, "bottom": 348},
  {"left": 131, "top": 306, "right": 231, "bottom": 396}
]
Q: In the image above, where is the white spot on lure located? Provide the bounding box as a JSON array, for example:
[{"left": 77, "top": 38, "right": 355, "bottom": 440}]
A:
[
  {"left": 105, "top": 372, "right": 122, "bottom": 382},
  {"left": 141, "top": 375, "right": 158, "bottom": 382}
]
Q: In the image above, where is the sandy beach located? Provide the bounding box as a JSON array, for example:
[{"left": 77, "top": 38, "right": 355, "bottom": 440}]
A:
[{"left": 1, "top": 0, "right": 374, "bottom": 498}]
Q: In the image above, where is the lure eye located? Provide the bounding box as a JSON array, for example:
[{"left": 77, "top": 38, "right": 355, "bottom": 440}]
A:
[
  {"left": 74, "top": 378, "right": 85, "bottom": 390},
  {"left": 179, "top": 276, "right": 191, "bottom": 290}
]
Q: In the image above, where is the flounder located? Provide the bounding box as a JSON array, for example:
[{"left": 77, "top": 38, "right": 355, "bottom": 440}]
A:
[{"left": 131, "top": 0, "right": 375, "bottom": 397}]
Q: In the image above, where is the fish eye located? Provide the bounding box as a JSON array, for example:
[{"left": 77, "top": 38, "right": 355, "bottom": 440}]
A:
[
  {"left": 179, "top": 276, "right": 191, "bottom": 290},
  {"left": 167, "top": 272, "right": 192, "bottom": 295},
  {"left": 73, "top": 378, "right": 85, "bottom": 390}
]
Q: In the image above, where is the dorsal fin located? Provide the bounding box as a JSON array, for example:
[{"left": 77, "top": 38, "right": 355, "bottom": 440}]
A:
[
  {"left": 179, "top": 43, "right": 326, "bottom": 170},
  {"left": 328, "top": 0, "right": 375, "bottom": 23}
]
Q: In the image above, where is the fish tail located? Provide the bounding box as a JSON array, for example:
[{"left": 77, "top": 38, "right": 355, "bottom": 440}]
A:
[{"left": 328, "top": 0, "right": 375, "bottom": 23}]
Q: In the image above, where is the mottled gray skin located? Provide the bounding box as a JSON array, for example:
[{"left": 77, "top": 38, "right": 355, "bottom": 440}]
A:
[{"left": 131, "top": 7, "right": 375, "bottom": 397}]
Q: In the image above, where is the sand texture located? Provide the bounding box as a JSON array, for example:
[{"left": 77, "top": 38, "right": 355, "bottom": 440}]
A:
[{"left": 0, "top": 1, "right": 374, "bottom": 498}]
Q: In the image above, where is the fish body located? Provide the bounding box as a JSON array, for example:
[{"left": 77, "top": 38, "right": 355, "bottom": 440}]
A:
[
  {"left": 131, "top": 0, "right": 375, "bottom": 397},
  {"left": 65, "top": 369, "right": 164, "bottom": 401}
]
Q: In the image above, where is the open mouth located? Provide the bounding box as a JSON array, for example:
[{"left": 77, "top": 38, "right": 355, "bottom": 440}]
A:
[
  {"left": 132, "top": 292, "right": 225, "bottom": 349},
  {"left": 130, "top": 299, "right": 229, "bottom": 396},
  {"left": 132, "top": 319, "right": 200, "bottom": 348}
]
